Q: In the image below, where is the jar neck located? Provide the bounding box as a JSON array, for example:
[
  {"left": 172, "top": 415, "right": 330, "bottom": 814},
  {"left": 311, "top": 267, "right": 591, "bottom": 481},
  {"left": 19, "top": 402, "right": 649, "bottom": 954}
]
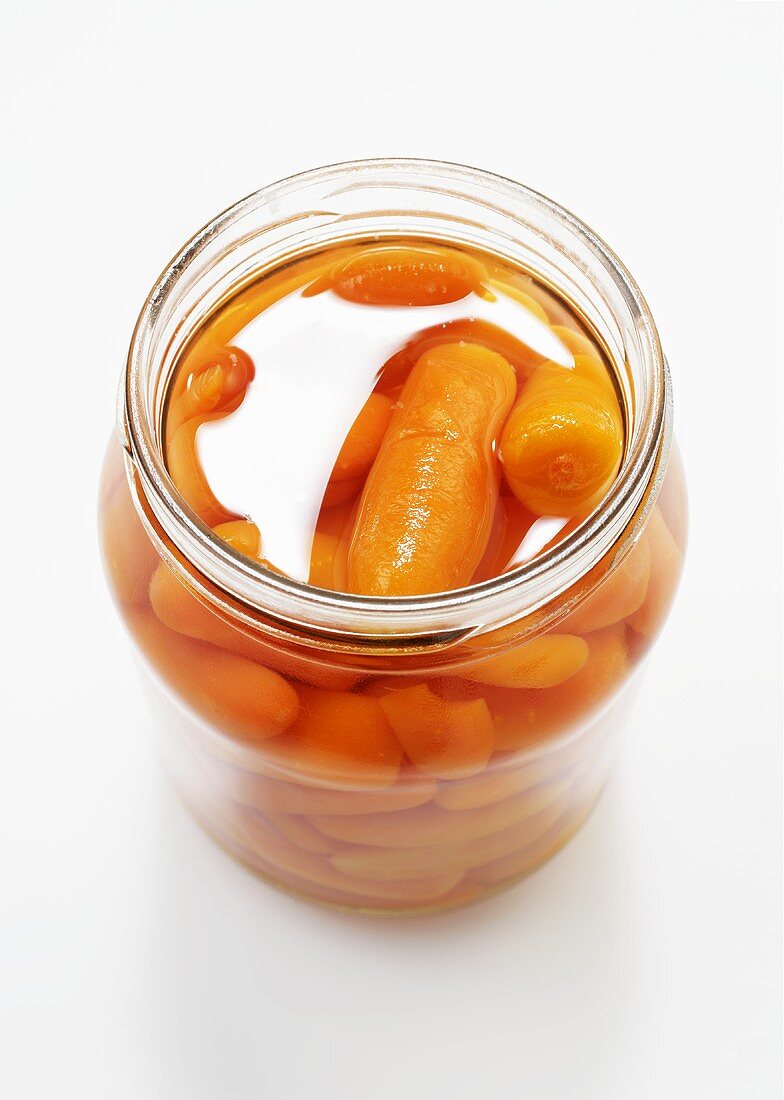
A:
[{"left": 121, "top": 158, "right": 671, "bottom": 651}]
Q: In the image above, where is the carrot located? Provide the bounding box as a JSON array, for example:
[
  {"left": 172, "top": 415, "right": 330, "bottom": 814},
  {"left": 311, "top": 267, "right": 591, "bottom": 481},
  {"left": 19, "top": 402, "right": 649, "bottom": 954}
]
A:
[
  {"left": 379, "top": 684, "right": 495, "bottom": 779},
  {"left": 265, "top": 688, "right": 403, "bottom": 789},
  {"left": 165, "top": 346, "right": 254, "bottom": 437},
  {"left": 330, "top": 245, "right": 483, "bottom": 306},
  {"left": 212, "top": 519, "right": 262, "bottom": 559},
  {"left": 330, "top": 393, "right": 394, "bottom": 483},
  {"left": 232, "top": 771, "right": 437, "bottom": 815},
  {"left": 310, "top": 781, "right": 568, "bottom": 850},
  {"left": 499, "top": 359, "right": 623, "bottom": 517},
  {"left": 205, "top": 800, "right": 464, "bottom": 905},
  {"left": 376, "top": 317, "right": 548, "bottom": 392},
  {"left": 127, "top": 610, "right": 299, "bottom": 743},
  {"left": 166, "top": 420, "right": 235, "bottom": 526},
  {"left": 148, "top": 558, "right": 360, "bottom": 690},
  {"left": 491, "top": 625, "right": 629, "bottom": 751},
  {"left": 347, "top": 343, "right": 516, "bottom": 595},
  {"left": 330, "top": 796, "right": 567, "bottom": 881},
  {"left": 564, "top": 530, "right": 651, "bottom": 634},
  {"left": 462, "top": 634, "right": 589, "bottom": 689}
]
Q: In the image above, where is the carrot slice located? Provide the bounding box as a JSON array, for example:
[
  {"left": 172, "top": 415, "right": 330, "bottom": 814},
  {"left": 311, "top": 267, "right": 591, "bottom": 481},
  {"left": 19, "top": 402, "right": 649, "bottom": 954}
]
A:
[{"left": 347, "top": 343, "right": 516, "bottom": 595}]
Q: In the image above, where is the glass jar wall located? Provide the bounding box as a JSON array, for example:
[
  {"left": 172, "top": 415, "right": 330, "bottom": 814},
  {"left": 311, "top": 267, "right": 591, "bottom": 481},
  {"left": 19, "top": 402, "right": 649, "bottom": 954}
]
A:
[{"left": 99, "top": 161, "right": 686, "bottom": 913}]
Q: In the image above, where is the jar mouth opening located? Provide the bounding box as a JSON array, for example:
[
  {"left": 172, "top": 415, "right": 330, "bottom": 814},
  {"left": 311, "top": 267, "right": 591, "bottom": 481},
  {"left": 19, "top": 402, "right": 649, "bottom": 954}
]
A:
[{"left": 124, "top": 157, "right": 670, "bottom": 642}]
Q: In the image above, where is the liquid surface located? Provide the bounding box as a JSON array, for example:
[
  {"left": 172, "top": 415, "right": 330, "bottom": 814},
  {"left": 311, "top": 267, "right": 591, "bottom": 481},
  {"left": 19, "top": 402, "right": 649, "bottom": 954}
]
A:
[{"left": 164, "top": 241, "right": 624, "bottom": 595}]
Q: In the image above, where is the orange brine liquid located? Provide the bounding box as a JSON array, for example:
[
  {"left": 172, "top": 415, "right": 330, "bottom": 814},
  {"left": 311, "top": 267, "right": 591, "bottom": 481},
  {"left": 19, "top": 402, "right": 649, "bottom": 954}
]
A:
[{"left": 163, "top": 240, "right": 625, "bottom": 596}]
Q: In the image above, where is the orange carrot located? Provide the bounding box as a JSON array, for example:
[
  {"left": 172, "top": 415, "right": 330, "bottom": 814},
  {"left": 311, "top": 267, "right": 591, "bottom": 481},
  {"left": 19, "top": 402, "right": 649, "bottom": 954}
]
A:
[
  {"left": 331, "top": 245, "right": 483, "bottom": 306},
  {"left": 166, "top": 346, "right": 254, "bottom": 437},
  {"left": 499, "top": 359, "right": 623, "bottom": 517},
  {"left": 462, "top": 634, "right": 589, "bottom": 689},
  {"left": 265, "top": 688, "right": 403, "bottom": 789},
  {"left": 564, "top": 530, "right": 651, "bottom": 634},
  {"left": 347, "top": 343, "right": 516, "bottom": 595},
  {"left": 127, "top": 610, "right": 299, "bottom": 743},
  {"left": 330, "top": 393, "right": 394, "bottom": 483},
  {"left": 148, "top": 558, "right": 360, "bottom": 690},
  {"left": 379, "top": 684, "right": 495, "bottom": 779}
]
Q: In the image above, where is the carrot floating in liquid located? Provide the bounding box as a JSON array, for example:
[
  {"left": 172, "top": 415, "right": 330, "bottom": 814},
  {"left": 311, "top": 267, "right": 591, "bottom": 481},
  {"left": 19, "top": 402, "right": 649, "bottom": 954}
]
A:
[
  {"left": 330, "top": 392, "right": 394, "bottom": 483},
  {"left": 166, "top": 346, "right": 255, "bottom": 437},
  {"left": 330, "top": 245, "right": 483, "bottom": 307},
  {"left": 376, "top": 317, "right": 549, "bottom": 392},
  {"left": 499, "top": 359, "right": 623, "bottom": 517},
  {"left": 212, "top": 519, "right": 262, "bottom": 559},
  {"left": 347, "top": 343, "right": 516, "bottom": 596},
  {"left": 491, "top": 624, "right": 629, "bottom": 752},
  {"left": 167, "top": 420, "right": 236, "bottom": 527},
  {"left": 232, "top": 772, "right": 437, "bottom": 815}
]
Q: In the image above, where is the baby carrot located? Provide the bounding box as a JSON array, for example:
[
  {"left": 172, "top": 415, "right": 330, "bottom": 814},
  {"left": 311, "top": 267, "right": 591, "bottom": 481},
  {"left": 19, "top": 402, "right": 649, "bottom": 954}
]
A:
[
  {"left": 564, "top": 530, "right": 651, "bottom": 634},
  {"left": 379, "top": 684, "right": 495, "bottom": 779},
  {"left": 499, "top": 360, "right": 623, "bottom": 517},
  {"left": 347, "top": 343, "right": 516, "bottom": 596},
  {"left": 330, "top": 245, "right": 483, "bottom": 307},
  {"left": 330, "top": 393, "right": 394, "bottom": 484},
  {"left": 265, "top": 688, "right": 403, "bottom": 789},
  {"left": 166, "top": 420, "right": 235, "bottom": 526},
  {"left": 462, "top": 634, "right": 589, "bottom": 689},
  {"left": 148, "top": 557, "right": 360, "bottom": 690},
  {"left": 166, "top": 346, "right": 254, "bottom": 437},
  {"left": 127, "top": 610, "right": 299, "bottom": 743}
]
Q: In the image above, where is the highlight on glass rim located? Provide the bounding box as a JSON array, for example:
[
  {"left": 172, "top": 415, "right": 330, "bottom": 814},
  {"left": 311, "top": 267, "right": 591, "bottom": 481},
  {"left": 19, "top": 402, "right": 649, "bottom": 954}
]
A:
[{"left": 100, "top": 160, "right": 686, "bottom": 914}]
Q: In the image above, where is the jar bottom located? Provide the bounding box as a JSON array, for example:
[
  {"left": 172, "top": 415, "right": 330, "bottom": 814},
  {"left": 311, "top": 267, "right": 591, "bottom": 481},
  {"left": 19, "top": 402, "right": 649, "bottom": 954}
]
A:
[{"left": 177, "top": 781, "right": 605, "bottom": 917}]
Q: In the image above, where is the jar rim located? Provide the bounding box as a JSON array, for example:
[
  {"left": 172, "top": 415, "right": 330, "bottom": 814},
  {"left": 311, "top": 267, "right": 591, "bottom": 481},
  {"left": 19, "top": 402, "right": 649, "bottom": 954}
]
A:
[{"left": 123, "top": 157, "right": 671, "bottom": 645}]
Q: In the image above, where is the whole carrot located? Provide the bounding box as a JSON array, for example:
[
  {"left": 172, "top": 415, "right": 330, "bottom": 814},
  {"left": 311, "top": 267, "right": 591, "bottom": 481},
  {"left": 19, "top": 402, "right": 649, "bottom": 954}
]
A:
[{"left": 347, "top": 343, "right": 516, "bottom": 596}]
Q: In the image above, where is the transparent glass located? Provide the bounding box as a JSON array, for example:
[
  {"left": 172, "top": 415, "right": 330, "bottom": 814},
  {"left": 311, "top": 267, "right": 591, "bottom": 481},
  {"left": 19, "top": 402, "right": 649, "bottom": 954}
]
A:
[{"left": 99, "top": 160, "right": 687, "bottom": 913}]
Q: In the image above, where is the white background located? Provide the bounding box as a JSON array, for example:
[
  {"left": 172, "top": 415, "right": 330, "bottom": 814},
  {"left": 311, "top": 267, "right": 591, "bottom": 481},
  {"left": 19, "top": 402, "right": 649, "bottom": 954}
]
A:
[{"left": 1, "top": 2, "right": 781, "bottom": 1097}]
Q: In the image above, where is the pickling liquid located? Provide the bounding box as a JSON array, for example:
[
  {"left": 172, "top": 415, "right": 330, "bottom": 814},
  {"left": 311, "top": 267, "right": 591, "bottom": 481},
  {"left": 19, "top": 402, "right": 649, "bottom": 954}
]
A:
[{"left": 163, "top": 240, "right": 625, "bottom": 596}]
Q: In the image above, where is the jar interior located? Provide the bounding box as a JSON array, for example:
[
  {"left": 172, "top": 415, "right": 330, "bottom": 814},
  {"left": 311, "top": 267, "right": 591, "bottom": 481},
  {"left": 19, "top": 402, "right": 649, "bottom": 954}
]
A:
[{"left": 124, "top": 161, "right": 668, "bottom": 644}]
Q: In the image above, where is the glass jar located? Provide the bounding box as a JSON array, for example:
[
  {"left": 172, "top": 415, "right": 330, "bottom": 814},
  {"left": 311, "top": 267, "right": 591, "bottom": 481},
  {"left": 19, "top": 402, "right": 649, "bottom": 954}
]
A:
[{"left": 99, "top": 159, "right": 687, "bottom": 914}]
